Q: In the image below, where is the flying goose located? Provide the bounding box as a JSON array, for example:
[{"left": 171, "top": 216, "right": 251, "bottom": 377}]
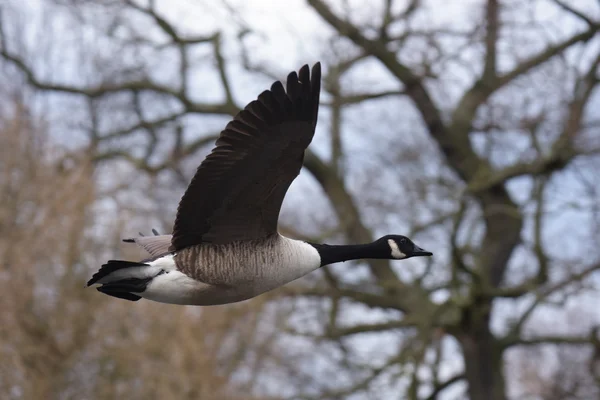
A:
[{"left": 87, "top": 63, "right": 432, "bottom": 306}]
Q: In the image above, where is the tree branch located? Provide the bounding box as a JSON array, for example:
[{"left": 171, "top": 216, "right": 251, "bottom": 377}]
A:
[
  {"left": 504, "top": 261, "right": 600, "bottom": 341},
  {"left": 297, "top": 351, "right": 406, "bottom": 400},
  {"left": 0, "top": 46, "right": 239, "bottom": 115},
  {"left": 124, "top": 0, "right": 217, "bottom": 45},
  {"left": 213, "top": 33, "right": 235, "bottom": 107},
  {"left": 322, "top": 89, "right": 406, "bottom": 106},
  {"left": 532, "top": 178, "right": 549, "bottom": 284},
  {"left": 425, "top": 373, "right": 465, "bottom": 400},
  {"left": 328, "top": 320, "right": 418, "bottom": 338},
  {"left": 550, "top": 0, "right": 596, "bottom": 28},
  {"left": 0, "top": 13, "right": 238, "bottom": 116},
  {"left": 303, "top": 150, "right": 402, "bottom": 286},
  {"left": 504, "top": 335, "right": 595, "bottom": 348},
  {"left": 307, "top": 0, "right": 481, "bottom": 182},
  {"left": 99, "top": 111, "right": 186, "bottom": 141},
  {"left": 449, "top": 22, "right": 598, "bottom": 177},
  {"left": 468, "top": 49, "right": 600, "bottom": 193},
  {"left": 483, "top": 0, "right": 499, "bottom": 80},
  {"left": 279, "top": 285, "right": 408, "bottom": 311},
  {"left": 93, "top": 134, "right": 219, "bottom": 174},
  {"left": 453, "top": 22, "right": 598, "bottom": 138},
  {"left": 466, "top": 150, "right": 575, "bottom": 192}
]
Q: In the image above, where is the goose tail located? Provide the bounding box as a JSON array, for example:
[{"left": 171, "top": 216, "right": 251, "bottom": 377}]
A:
[{"left": 86, "top": 260, "right": 163, "bottom": 302}]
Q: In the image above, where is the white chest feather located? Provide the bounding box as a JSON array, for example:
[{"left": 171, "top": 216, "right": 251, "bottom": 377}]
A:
[{"left": 255, "top": 237, "right": 322, "bottom": 290}]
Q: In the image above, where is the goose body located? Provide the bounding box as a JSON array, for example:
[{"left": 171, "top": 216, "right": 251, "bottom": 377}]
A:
[
  {"left": 87, "top": 63, "right": 432, "bottom": 306},
  {"left": 95, "top": 236, "right": 320, "bottom": 305}
]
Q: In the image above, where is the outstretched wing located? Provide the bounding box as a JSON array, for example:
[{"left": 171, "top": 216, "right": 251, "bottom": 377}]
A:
[{"left": 170, "top": 63, "right": 321, "bottom": 250}]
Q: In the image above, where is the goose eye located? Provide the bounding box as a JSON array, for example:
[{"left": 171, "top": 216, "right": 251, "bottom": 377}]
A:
[{"left": 399, "top": 238, "right": 407, "bottom": 244}]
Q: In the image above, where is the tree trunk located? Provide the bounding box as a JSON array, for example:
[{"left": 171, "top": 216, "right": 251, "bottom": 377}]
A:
[{"left": 459, "top": 310, "right": 506, "bottom": 400}]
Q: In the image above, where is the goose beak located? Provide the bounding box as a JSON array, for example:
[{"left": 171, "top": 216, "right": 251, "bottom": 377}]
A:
[{"left": 412, "top": 245, "right": 433, "bottom": 257}]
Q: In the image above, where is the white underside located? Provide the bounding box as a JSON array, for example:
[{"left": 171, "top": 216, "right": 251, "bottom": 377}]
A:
[
  {"left": 139, "top": 269, "right": 209, "bottom": 305},
  {"left": 97, "top": 237, "right": 322, "bottom": 306},
  {"left": 132, "top": 254, "right": 209, "bottom": 305}
]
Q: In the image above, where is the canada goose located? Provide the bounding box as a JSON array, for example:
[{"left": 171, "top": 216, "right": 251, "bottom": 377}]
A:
[{"left": 87, "top": 63, "right": 432, "bottom": 306}]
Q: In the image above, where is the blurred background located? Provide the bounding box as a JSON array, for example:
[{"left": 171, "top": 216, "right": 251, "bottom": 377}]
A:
[{"left": 0, "top": 0, "right": 599, "bottom": 399}]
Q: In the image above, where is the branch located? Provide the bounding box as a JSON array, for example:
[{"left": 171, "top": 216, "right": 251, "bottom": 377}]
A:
[
  {"left": 279, "top": 285, "right": 408, "bottom": 311},
  {"left": 497, "top": 24, "right": 599, "bottom": 88},
  {"left": 0, "top": 13, "right": 238, "bottom": 116},
  {"left": 322, "top": 89, "right": 406, "bottom": 106},
  {"left": 425, "top": 373, "right": 465, "bottom": 400},
  {"left": 307, "top": 0, "right": 484, "bottom": 183},
  {"left": 280, "top": 282, "right": 461, "bottom": 330},
  {"left": 124, "top": 0, "right": 217, "bottom": 45},
  {"left": 482, "top": 0, "right": 499, "bottom": 80},
  {"left": 1, "top": 48, "right": 168, "bottom": 96},
  {"left": 409, "top": 210, "right": 459, "bottom": 237},
  {"left": 380, "top": 0, "right": 394, "bottom": 39},
  {"left": 394, "top": 0, "right": 420, "bottom": 21},
  {"left": 505, "top": 335, "right": 595, "bottom": 348},
  {"left": 328, "top": 320, "right": 418, "bottom": 338},
  {"left": 326, "top": 65, "right": 344, "bottom": 177},
  {"left": 98, "top": 111, "right": 186, "bottom": 141},
  {"left": 449, "top": 199, "right": 477, "bottom": 280},
  {"left": 468, "top": 49, "right": 600, "bottom": 193},
  {"left": 532, "top": 178, "right": 549, "bottom": 283},
  {"left": 213, "top": 33, "right": 235, "bottom": 107},
  {"left": 303, "top": 150, "right": 402, "bottom": 286},
  {"left": 450, "top": 22, "right": 598, "bottom": 161},
  {"left": 93, "top": 134, "right": 218, "bottom": 174},
  {"left": 550, "top": 0, "right": 596, "bottom": 28},
  {"left": 125, "top": 0, "right": 178, "bottom": 40},
  {"left": 297, "top": 351, "right": 406, "bottom": 400},
  {"left": 504, "top": 261, "right": 600, "bottom": 341},
  {"left": 466, "top": 149, "right": 576, "bottom": 192},
  {"left": 0, "top": 46, "right": 239, "bottom": 115}
]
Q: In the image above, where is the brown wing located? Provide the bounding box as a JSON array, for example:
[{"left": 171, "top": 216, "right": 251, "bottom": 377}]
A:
[{"left": 170, "top": 63, "right": 321, "bottom": 251}]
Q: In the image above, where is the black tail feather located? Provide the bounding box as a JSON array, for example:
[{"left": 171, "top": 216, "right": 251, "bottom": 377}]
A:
[
  {"left": 97, "top": 277, "right": 152, "bottom": 292},
  {"left": 87, "top": 260, "right": 148, "bottom": 286},
  {"left": 96, "top": 277, "right": 153, "bottom": 302},
  {"left": 97, "top": 288, "right": 142, "bottom": 301}
]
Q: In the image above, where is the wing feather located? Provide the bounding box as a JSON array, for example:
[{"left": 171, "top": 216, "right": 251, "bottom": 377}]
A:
[{"left": 170, "top": 63, "right": 321, "bottom": 251}]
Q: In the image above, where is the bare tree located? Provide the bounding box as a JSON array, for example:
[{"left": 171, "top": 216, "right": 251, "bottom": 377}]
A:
[
  {"left": 0, "top": 98, "right": 278, "bottom": 399},
  {"left": 0, "top": 3, "right": 279, "bottom": 398},
  {"left": 1, "top": 0, "right": 599, "bottom": 399},
  {"left": 288, "top": 1, "right": 600, "bottom": 399}
]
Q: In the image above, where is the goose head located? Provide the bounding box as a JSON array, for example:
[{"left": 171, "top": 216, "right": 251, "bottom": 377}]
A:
[{"left": 375, "top": 235, "right": 433, "bottom": 260}]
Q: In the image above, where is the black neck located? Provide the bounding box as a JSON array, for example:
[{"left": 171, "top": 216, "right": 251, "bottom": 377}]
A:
[{"left": 308, "top": 242, "right": 388, "bottom": 267}]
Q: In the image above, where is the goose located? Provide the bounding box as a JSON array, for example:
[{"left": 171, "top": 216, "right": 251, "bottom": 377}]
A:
[{"left": 86, "top": 63, "right": 432, "bottom": 306}]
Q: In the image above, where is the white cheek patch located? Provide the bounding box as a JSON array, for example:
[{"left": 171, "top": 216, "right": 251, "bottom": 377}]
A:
[{"left": 387, "top": 239, "right": 406, "bottom": 259}]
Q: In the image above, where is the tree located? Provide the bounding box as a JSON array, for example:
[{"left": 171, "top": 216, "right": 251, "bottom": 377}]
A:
[
  {"left": 1, "top": 0, "right": 599, "bottom": 399},
  {"left": 0, "top": 4, "right": 276, "bottom": 399},
  {"left": 0, "top": 99, "right": 275, "bottom": 400}
]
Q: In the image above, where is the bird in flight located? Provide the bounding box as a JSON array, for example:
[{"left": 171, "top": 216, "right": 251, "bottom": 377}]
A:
[{"left": 87, "top": 63, "right": 432, "bottom": 305}]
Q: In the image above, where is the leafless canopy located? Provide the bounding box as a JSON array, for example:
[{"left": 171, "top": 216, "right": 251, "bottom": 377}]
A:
[{"left": 0, "top": 0, "right": 599, "bottom": 399}]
